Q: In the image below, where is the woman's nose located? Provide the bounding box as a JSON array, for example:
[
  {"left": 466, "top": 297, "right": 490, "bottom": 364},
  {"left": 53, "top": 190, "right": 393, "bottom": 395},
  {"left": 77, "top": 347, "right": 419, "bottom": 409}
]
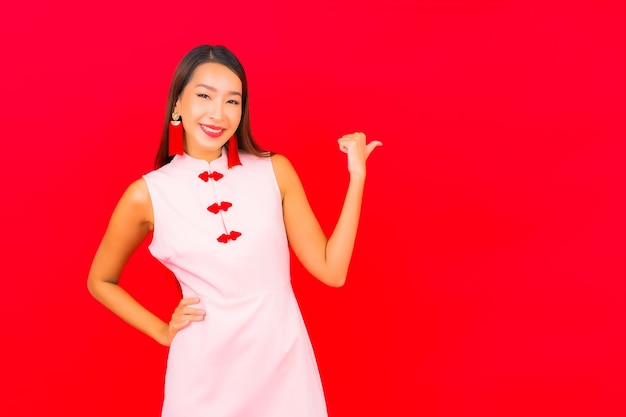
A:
[{"left": 208, "top": 101, "right": 224, "bottom": 120}]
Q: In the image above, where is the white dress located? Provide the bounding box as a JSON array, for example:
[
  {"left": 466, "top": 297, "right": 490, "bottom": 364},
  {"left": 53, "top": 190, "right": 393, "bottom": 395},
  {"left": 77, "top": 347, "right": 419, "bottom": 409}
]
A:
[{"left": 143, "top": 150, "right": 328, "bottom": 417}]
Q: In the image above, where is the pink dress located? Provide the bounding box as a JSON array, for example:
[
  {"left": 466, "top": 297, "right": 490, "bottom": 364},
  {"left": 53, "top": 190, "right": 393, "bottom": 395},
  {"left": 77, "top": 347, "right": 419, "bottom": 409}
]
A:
[{"left": 143, "top": 150, "right": 328, "bottom": 417}]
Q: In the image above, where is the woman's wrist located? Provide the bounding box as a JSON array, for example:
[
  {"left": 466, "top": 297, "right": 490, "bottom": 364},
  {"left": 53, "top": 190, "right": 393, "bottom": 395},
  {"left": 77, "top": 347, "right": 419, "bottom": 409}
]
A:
[
  {"left": 348, "top": 170, "right": 366, "bottom": 182},
  {"left": 154, "top": 321, "right": 171, "bottom": 346}
]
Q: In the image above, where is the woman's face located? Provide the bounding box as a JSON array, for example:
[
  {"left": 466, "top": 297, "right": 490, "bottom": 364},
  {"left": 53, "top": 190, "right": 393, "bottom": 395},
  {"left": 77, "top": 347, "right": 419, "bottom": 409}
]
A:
[{"left": 175, "top": 62, "right": 243, "bottom": 161}]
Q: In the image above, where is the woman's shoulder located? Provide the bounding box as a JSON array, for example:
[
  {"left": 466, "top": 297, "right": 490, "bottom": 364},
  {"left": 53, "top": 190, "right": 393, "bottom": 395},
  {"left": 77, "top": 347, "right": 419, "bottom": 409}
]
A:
[
  {"left": 141, "top": 159, "right": 183, "bottom": 190},
  {"left": 110, "top": 178, "right": 153, "bottom": 225},
  {"left": 144, "top": 159, "right": 177, "bottom": 177},
  {"left": 269, "top": 153, "right": 301, "bottom": 197},
  {"left": 269, "top": 153, "right": 294, "bottom": 170},
  {"left": 236, "top": 150, "right": 282, "bottom": 173},
  {"left": 122, "top": 178, "right": 152, "bottom": 206}
]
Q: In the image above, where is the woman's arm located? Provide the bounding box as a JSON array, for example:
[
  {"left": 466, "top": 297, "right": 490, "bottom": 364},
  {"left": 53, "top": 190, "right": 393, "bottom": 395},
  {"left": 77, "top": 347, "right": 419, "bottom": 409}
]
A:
[
  {"left": 273, "top": 132, "right": 382, "bottom": 287},
  {"left": 87, "top": 179, "right": 204, "bottom": 346}
]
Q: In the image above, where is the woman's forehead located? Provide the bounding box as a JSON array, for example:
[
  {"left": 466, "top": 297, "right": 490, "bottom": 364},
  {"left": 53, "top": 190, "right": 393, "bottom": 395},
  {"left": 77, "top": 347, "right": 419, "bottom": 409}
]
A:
[{"left": 189, "top": 62, "right": 242, "bottom": 92}]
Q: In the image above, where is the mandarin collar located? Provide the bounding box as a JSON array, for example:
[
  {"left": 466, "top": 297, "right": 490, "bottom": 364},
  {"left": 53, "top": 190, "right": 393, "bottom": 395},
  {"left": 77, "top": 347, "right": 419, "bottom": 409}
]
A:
[{"left": 172, "top": 148, "right": 228, "bottom": 173}]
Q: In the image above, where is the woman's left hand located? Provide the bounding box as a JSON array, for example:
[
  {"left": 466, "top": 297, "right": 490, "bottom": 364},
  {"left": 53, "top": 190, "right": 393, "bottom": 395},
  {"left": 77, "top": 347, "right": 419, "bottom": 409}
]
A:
[{"left": 337, "top": 132, "right": 382, "bottom": 178}]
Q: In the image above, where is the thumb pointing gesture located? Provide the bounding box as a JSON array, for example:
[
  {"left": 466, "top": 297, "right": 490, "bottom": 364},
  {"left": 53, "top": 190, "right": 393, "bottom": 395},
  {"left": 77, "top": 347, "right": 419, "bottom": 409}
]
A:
[
  {"left": 366, "top": 140, "right": 383, "bottom": 158},
  {"left": 337, "top": 132, "right": 382, "bottom": 177}
]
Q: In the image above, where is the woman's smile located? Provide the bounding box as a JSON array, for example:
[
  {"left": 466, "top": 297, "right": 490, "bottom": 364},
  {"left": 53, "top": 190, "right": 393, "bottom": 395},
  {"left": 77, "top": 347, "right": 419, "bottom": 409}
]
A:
[{"left": 200, "top": 123, "right": 226, "bottom": 138}]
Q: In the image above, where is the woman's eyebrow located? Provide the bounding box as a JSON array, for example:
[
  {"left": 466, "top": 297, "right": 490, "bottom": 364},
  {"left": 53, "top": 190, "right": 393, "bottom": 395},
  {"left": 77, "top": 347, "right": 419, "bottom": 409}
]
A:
[{"left": 195, "top": 83, "right": 242, "bottom": 97}]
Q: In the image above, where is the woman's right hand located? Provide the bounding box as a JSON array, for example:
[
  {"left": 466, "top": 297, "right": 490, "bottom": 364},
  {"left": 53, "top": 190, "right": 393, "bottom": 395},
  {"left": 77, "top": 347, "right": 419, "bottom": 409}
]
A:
[{"left": 164, "top": 297, "right": 206, "bottom": 346}]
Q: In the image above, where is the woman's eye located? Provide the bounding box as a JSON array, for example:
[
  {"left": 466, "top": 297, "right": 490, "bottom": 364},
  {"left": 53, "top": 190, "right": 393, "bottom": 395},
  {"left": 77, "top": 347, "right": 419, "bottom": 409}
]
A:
[
  {"left": 197, "top": 93, "right": 210, "bottom": 99},
  {"left": 227, "top": 99, "right": 240, "bottom": 105}
]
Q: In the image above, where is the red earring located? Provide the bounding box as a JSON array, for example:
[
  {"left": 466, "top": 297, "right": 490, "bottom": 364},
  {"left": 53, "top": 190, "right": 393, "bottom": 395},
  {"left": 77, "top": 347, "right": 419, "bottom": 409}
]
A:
[
  {"left": 168, "top": 112, "right": 184, "bottom": 156},
  {"left": 228, "top": 135, "right": 242, "bottom": 168}
]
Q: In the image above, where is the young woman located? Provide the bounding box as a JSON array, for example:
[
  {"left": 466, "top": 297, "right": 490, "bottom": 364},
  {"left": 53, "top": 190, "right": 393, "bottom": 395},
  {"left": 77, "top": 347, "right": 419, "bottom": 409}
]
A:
[{"left": 87, "top": 44, "right": 381, "bottom": 417}]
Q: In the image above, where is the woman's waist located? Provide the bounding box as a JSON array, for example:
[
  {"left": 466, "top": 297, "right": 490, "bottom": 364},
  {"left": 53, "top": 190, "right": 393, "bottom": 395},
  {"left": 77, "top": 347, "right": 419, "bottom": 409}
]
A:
[{"left": 181, "top": 280, "right": 293, "bottom": 304}]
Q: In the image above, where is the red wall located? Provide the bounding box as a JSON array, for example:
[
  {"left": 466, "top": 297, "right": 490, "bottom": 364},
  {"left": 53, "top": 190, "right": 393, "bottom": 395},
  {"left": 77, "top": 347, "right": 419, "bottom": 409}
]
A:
[{"left": 1, "top": 1, "right": 624, "bottom": 416}]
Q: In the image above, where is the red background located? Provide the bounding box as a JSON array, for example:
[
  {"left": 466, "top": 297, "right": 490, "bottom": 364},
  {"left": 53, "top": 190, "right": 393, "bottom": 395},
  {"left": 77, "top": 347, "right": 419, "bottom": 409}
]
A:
[{"left": 1, "top": 1, "right": 624, "bottom": 416}]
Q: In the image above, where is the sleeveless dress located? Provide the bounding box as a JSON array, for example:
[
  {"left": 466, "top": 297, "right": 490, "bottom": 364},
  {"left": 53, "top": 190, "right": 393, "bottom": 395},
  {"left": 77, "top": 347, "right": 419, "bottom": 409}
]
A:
[{"left": 143, "top": 150, "right": 328, "bottom": 417}]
